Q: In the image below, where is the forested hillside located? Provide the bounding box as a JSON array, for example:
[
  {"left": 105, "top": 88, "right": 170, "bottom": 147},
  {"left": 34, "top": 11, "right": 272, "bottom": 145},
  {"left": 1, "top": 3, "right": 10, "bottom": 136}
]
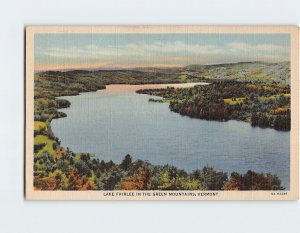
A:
[
  {"left": 137, "top": 81, "right": 291, "bottom": 131},
  {"left": 33, "top": 62, "right": 289, "bottom": 190}
]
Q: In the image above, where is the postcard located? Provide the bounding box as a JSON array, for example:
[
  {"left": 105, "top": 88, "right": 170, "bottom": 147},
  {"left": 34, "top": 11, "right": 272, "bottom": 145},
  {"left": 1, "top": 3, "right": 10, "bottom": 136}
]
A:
[{"left": 26, "top": 26, "right": 299, "bottom": 200}]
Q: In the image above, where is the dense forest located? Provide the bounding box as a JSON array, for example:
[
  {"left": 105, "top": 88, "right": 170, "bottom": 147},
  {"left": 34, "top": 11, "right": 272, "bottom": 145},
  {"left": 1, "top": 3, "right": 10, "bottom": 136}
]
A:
[
  {"left": 33, "top": 62, "right": 290, "bottom": 191},
  {"left": 34, "top": 152, "right": 283, "bottom": 191},
  {"left": 137, "top": 81, "right": 290, "bottom": 131}
]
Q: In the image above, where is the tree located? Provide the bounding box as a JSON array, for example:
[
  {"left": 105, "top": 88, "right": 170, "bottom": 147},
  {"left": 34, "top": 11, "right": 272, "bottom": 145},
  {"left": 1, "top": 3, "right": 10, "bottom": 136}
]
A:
[
  {"left": 34, "top": 176, "right": 57, "bottom": 190},
  {"left": 222, "top": 172, "right": 243, "bottom": 190},
  {"left": 120, "top": 166, "right": 152, "bottom": 190},
  {"left": 49, "top": 169, "right": 69, "bottom": 190},
  {"left": 274, "top": 114, "right": 290, "bottom": 131},
  {"left": 148, "top": 166, "right": 190, "bottom": 190},
  {"left": 191, "top": 166, "right": 228, "bottom": 190},
  {"left": 101, "top": 168, "right": 124, "bottom": 190},
  {"left": 120, "top": 154, "right": 133, "bottom": 170},
  {"left": 80, "top": 179, "right": 97, "bottom": 190},
  {"left": 68, "top": 169, "right": 84, "bottom": 190},
  {"left": 223, "top": 170, "right": 284, "bottom": 190},
  {"left": 75, "top": 160, "right": 92, "bottom": 177}
]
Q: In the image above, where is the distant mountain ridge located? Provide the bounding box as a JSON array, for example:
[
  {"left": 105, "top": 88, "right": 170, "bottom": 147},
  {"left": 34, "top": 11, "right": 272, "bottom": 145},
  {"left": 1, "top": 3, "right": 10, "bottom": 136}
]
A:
[
  {"left": 39, "top": 61, "right": 290, "bottom": 85},
  {"left": 184, "top": 61, "right": 290, "bottom": 84}
]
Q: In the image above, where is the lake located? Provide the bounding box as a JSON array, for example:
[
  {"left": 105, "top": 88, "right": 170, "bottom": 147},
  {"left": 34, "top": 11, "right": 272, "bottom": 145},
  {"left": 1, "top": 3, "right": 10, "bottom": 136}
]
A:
[{"left": 51, "top": 83, "right": 290, "bottom": 189}]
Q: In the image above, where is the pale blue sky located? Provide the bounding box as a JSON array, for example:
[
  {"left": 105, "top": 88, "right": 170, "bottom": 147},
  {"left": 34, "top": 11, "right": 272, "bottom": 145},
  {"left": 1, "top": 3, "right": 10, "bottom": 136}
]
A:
[{"left": 34, "top": 33, "right": 290, "bottom": 71}]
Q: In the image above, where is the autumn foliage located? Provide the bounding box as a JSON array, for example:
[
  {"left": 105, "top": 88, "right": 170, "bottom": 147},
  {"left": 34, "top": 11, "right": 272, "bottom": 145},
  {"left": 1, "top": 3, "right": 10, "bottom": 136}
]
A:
[
  {"left": 222, "top": 171, "right": 283, "bottom": 190},
  {"left": 120, "top": 167, "right": 151, "bottom": 190}
]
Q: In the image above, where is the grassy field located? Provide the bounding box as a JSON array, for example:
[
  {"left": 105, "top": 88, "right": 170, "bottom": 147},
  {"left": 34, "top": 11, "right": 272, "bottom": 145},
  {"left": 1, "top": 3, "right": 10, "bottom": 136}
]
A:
[
  {"left": 34, "top": 135, "right": 57, "bottom": 156},
  {"left": 178, "top": 73, "right": 188, "bottom": 82},
  {"left": 224, "top": 93, "right": 291, "bottom": 105},
  {"left": 223, "top": 97, "right": 245, "bottom": 105},
  {"left": 34, "top": 121, "right": 47, "bottom": 132},
  {"left": 32, "top": 66, "right": 289, "bottom": 190},
  {"left": 138, "top": 81, "right": 290, "bottom": 130}
]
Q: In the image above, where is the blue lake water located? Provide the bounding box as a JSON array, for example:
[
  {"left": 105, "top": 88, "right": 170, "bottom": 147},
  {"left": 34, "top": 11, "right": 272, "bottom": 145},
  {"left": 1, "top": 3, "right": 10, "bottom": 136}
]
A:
[{"left": 51, "top": 84, "right": 290, "bottom": 189}]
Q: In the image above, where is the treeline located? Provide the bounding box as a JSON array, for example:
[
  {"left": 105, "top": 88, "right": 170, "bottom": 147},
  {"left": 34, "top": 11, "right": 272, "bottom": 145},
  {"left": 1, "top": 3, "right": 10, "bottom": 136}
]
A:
[
  {"left": 34, "top": 152, "right": 283, "bottom": 191},
  {"left": 34, "top": 72, "right": 107, "bottom": 122},
  {"left": 33, "top": 71, "right": 287, "bottom": 191},
  {"left": 33, "top": 69, "right": 189, "bottom": 122},
  {"left": 137, "top": 81, "right": 291, "bottom": 131}
]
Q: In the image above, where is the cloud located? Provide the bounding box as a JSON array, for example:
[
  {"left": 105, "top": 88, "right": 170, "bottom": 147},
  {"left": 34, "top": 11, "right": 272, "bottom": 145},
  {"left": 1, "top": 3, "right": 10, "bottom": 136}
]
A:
[
  {"left": 227, "top": 42, "right": 288, "bottom": 53},
  {"left": 35, "top": 39, "right": 290, "bottom": 70}
]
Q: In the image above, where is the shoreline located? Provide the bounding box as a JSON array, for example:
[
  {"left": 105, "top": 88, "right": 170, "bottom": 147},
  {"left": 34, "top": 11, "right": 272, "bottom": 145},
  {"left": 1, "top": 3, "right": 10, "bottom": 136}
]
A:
[
  {"left": 48, "top": 84, "right": 288, "bottom": 188},
  {"left": 33, "top": 76, "right": 289, "bottom": 191}
]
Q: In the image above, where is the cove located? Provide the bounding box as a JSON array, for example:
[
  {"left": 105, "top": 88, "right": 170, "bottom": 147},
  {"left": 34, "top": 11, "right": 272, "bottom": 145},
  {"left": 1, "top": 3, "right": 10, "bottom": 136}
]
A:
[{"left": 51, "top": 83, "right": 290, "bottom": 189}]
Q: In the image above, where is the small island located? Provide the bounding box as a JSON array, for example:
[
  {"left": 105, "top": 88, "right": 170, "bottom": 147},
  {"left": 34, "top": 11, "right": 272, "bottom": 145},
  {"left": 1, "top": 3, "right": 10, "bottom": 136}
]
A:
[{"left": 33, "top": 61, "right": 290, "bottom": 191}]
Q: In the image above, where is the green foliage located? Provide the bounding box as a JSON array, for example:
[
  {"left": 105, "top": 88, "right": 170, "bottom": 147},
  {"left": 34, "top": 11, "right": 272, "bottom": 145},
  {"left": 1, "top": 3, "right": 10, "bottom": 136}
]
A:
[
  {"left": 33, "top": 64, "right": 288, "bottom": 191},
  {"left": 75, "top": 160, "right": 92, "bottom": 177},
  {"left": 191, "top": 167, "right": 228, "bottom": 190},
  {"left": 49, "top": 169, "right": 69, "bottom": 190},
  {"left": 120, "top": 154, "right": 133, "bottom": 170},
  {"left": 96, "top": 168, "right": 125, "bottom": 190},
  {"left": 223, "top": 170, "right": 283, "bottom": 190},
  {"left": 34, "top": 135, "right": 57, "bottom": 156},
  {"left": 138, "top": 81, "right": 290, "bottom": 131},
  {"left": 34, "top": 149, "right": 284, "bottom": 191}
]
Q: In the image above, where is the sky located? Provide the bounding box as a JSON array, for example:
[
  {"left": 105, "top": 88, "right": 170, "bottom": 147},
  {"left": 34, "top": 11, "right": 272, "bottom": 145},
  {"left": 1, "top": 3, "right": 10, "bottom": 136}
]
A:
[{"left": 34, "top": 33, "right": 290, "bottom": 71}]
